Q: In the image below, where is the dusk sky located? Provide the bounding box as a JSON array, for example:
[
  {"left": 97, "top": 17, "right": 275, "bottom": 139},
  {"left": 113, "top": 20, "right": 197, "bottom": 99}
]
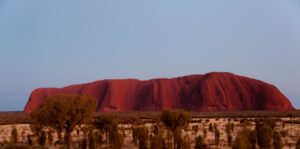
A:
[{"left": 0, "top": 1, "right": 299, "bottom": 111}]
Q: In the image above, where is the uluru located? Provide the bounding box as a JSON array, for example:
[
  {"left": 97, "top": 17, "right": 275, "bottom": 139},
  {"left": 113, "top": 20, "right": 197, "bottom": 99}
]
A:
[{"left": 24, "top": 72, "right": 295, "bottom": 112}]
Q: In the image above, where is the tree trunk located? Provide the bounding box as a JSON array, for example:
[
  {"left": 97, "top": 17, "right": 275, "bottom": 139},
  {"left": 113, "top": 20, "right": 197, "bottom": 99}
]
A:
[
  {"left": 173, "top": 131, "right": 176, "bottom": 149},
  {"left": 66, "top": 128, "right": 72, "bottom": 149},
  {"left": 106, "top": 131, "right": 108, "bottom": 149},
  {"left": 66, "top": 132, "right": 70, "bottom": 149},
  {"left": 57, "top": 130, "right": 63, "bottom": 144}
]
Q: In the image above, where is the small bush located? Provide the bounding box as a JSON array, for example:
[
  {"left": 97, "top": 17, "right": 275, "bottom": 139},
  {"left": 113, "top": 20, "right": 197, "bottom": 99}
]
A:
[
  {"left": 256, "top": 121, "right": 273, "bottom": 149},
  {"left": 11, "top": 127, "right": 18, "bottom": 144},
  {"left": 195, "top": 135, "right": 206, "bottom": 149},
  {"left": 109, "top": 127, "right": 123, "bottom": 149},
  {"left": 133, "top": 127, "right": 148, "bottom": 149},
  {"left": 232, "top": 129, "right": 251, "bottom": 149}
]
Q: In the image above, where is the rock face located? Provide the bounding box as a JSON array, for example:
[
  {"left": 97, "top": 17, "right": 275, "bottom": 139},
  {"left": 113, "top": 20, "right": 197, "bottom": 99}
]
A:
[{"left": 24, "top": 72, "right": 294, "bottom": 112}]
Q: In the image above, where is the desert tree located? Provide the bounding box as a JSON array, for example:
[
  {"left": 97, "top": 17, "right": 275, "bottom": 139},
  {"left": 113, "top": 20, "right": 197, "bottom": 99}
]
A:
[
  {"left": 88, "top": 129, "right": 96, "bottom": 149},
  {"left": 255, "top": 121, "right": 274, "bottom": 149},
  {"left": 150, "top": 124, "right": 165, "bottom": 149},
  {"left": 93, "top": 115, "right": 120, "bottom": 149},
  {"left": 133, "top": 126, "right": 149, "bottom": 149},
  {"left": 108, "top": 125, "right": 123, "bottom": 149},
  {"left": 174, "top": 129, "right": 184, "bottom": 149},
  {"left": 30, "top": 114, "right": 48, "bottom": 146},
  {"left": 249, "top": 130, "right": 257, "bottom": 149},
  {"left": 160, "top": 109, "right": 190, "bottom": 149},
  {"left": 30, "top": 94, "right": 97, "bottom": 149}
]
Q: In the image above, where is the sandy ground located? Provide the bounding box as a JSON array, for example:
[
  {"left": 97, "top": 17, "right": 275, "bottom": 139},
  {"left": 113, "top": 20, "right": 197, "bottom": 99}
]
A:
[{"left": 0, "top": 117, "right": 299, "bottom": 149}]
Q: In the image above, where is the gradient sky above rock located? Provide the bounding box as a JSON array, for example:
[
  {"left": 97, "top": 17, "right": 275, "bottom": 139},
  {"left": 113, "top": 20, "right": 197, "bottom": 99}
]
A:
[{"left": 0, "top": 1, "right": 299, "bottom": 111}]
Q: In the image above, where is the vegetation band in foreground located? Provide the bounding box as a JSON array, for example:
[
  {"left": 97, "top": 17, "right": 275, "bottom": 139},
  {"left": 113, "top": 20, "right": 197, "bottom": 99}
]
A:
[{"left": 0, "top": 94, "right": 300, "bottom": 149}]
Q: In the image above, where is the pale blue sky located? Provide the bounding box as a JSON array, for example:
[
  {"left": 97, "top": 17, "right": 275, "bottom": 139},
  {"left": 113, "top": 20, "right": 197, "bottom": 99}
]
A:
[{"left": 0, "top": 1, "right": 299, "bottom": 111}]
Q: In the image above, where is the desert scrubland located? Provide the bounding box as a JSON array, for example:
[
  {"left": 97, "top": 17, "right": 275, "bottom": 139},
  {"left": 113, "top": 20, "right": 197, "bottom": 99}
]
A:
[{"left": 0, "top": 111, "right": 300, "bottom": 149}]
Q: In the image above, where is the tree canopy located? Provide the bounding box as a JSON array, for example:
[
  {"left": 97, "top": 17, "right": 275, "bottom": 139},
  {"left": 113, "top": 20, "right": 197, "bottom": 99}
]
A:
[{"left": 30, "top": 94, "right": 97, "bottom": 149}]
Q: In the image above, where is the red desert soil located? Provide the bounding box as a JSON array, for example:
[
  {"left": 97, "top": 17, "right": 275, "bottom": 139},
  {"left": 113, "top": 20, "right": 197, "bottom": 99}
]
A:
[{"left": 24, "top": 72, "right": 294, "bottom": 112}]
